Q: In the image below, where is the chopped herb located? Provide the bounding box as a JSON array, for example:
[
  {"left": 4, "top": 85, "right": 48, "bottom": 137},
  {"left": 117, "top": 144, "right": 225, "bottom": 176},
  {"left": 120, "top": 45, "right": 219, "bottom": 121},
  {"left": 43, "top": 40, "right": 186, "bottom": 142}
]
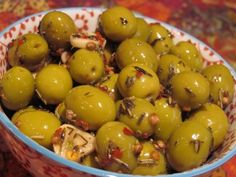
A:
[
  {"left": 174, "top": 140, "right": 178, "bottom": 146},
  {"left": 119, "top": 97, "right": 135, "bottom": 117},
  {"left": 149, "top": 97, "right": 156, "bottom": 106},
  {"left": 113, "top": 157, "right": 130, "bottom": 169},
  {"left": 71, "top": 34, "right": 81, "bottom": 38},
  {"left": 167, "top": 64, "right": 176, "bottom": 81},
  {"left": 184, "top": 87, "right": 196, "bottom": 97},
  {"left": 178, "top": 60, "right": 185, "bottom": 67},
  {"left": 84, "top": 92, "right": 90, "bottom": 96},
  {"left": 84, "top": 92, "right": 93, "bottom": 97},
  {"left": 137, "top": 113, "right": 146, "bottom": 125},
  {"left": 96, "top": 75, "right": 111, "bottom": 85},
  {"left": 150, "top": 38, "right": 159, "bottom": 46},
  {"left": 157, "top": 67, "right": 163, "bottom": 75},
  {"left": 150, "top": 37, "right": 165, "bottom": 46},
  {"left": 125, "top": 76, "right": 135, "bottom": 88}
]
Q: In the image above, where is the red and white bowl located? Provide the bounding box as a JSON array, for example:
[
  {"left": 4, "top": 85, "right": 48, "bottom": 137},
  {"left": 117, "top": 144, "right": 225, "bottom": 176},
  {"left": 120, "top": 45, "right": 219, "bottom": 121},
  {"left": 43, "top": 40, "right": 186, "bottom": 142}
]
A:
[{"left": 0, "top": 7, "right": 236, "bottom": 177}]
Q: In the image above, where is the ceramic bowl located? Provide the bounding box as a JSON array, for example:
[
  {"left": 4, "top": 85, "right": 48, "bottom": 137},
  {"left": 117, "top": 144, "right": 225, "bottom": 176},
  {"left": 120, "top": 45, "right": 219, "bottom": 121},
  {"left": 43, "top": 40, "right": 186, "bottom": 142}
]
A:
[{"left": 0, "top": 7, "right": 236, "bottom": 177}]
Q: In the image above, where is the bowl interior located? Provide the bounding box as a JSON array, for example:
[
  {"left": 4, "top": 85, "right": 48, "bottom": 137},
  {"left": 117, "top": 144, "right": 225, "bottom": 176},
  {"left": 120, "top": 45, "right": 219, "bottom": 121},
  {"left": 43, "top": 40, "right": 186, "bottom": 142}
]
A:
[{"left": 0, "top": 7, "right": 236, "bottom": 177}]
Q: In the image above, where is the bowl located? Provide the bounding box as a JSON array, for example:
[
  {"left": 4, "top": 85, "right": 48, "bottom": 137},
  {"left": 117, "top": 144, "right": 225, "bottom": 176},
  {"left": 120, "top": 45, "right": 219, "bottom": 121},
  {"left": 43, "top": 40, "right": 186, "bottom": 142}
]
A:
[{"left": 0, "top": 7, "right": 236, "bottom": 177}]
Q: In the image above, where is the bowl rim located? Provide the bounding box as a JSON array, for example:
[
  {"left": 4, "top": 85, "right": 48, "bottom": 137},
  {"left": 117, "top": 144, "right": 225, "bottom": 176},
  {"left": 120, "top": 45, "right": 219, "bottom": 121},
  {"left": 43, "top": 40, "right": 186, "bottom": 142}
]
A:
[{"left": 0, "top": 7, "right": 236, "bottom": 177}]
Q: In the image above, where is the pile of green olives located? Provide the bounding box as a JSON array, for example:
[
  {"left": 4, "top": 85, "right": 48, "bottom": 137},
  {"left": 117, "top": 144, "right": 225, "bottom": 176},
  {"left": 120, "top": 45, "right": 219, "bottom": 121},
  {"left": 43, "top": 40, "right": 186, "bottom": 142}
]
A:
[{"left": 1, "top": 5, "right": 234, "bottom": 176}]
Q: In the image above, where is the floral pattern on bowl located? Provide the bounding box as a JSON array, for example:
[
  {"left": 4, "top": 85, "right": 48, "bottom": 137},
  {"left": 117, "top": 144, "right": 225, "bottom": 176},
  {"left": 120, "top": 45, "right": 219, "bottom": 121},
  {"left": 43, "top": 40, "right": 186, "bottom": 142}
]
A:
[{"left": 0, "top": 7, "right": 236, "bottom": 177}]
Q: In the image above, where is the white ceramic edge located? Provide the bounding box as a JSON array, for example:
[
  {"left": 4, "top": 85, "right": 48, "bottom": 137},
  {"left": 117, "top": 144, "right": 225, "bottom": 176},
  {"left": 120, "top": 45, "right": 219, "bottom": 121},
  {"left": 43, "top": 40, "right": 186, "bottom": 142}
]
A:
[{"left": 0, "top": 7, "right": 235, "bottom": 177}]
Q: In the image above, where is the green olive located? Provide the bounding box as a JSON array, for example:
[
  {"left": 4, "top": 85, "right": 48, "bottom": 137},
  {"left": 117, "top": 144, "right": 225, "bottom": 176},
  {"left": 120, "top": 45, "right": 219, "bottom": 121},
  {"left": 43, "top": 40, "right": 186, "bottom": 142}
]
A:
[
  {"left": 188, "top": 103, "right": 229, "bottom": 150},
  {"left": 8, "top": 33, "right": 48, "bottom": 71},
  {"left": 169, "top": 71, "right": 210, "bottom": 110},
  {"left": 36, "top": 64, "right": 73, "bottom": 105},
  {"left": 202, "top": 64, "right": 235, "bottom": 108},
  {"left": 152, "top": 37, "right": 174, "bottom": 55},
  {"left": 148, "top": 23, "right": 172, "bottom": 44},
  {"left": 115, "top": 38, "right": 158, "bottom": 72},
  {"left": 147, "top": 23, "right": 173, "bottom": 55},
  {"left": 11, "top": 106, "right": 36, "bottom": 122},
  {"left": 68, "top": 49, "right": 104, "bottom": 84},
  {"left": 116, "top": 97, "right": 158, "bottom": 139},
  {"left": 64, "top": 85, "right": 116, "bottom": 130},
  {"left": 132, "top": 18, "right": 150, "bottom": 41},
  {"left": 170, "top": 41, "right": 203, "bottom": 71},
  {"left": 153, "top": 98, "right": 182, "bottom": 142},
  {"left": 95, "top": 73, "right": 120, "bottom": 100},
  {"left": 157, "top": 54, "right": 191, "bottom": 86},
  {"left": 1, "top": 66, "right": 35, "bottom": 110},
  {"left": 39, "top": 11, "right": 77, "bottom": 51},
  {"left": 96, "top": 121, "right": 138, "bottom": 173},
  {"left": 132, "top": 141, "right": 167, "bottom": 175},
  {"left": 100, "top": 6, "right": 137, "bottom": 42},
  {"left": 117, "top": 63, "right": 160, "bottom": 100},
  {"left": 12, "top": 109, "right": 61, "bottom": 148},
  {"left": 167, "top": 121, "right": 213, "bottom": 172}
]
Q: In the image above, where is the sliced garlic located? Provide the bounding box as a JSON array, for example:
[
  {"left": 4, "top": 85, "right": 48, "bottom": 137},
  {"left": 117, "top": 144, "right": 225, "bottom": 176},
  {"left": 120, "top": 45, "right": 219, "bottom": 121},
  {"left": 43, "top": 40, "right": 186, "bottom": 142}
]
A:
[
  {"left": 61, "top": 51, "right": 72, "bottom": 64},
  {"left": 52, "top": 124, "right": 95, "bottom": 162},
  {"left": 70, "top": 32, "right": 106, "bottom": 50}
]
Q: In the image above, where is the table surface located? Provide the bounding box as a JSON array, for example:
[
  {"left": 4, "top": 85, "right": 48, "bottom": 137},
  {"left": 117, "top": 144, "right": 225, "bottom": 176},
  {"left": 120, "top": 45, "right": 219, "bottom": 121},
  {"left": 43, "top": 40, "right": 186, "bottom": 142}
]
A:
[{"left": 0, "top": 0, "right": 236, "bottom": 177}]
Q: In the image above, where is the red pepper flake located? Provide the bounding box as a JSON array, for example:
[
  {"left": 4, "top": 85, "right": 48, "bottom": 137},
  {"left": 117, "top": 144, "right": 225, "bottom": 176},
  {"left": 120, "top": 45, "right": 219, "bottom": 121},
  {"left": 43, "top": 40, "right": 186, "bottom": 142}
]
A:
[
  {"left": 111, "top": 147, "right": 123, "bottom": 159},
  {"left": 74, "top": 119, "right": 89, "bottom": 131},
  {"left": 95, "top": 31, "right": 105, "bottom": 43},
  {"left": 18, "top": 39, "right": 24, "bottom": 46},
  {"left": 123, "top": 127, "right": 134, "bottom": 136},
  {"left": 136, "top": 70, "right": 144, "bottom": 78},
  {"left": 51, "top": 128, "right": 64, "bottom": 144},
  {"left": 53, "top": 128, "right": 63, "bottom": 138}
]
